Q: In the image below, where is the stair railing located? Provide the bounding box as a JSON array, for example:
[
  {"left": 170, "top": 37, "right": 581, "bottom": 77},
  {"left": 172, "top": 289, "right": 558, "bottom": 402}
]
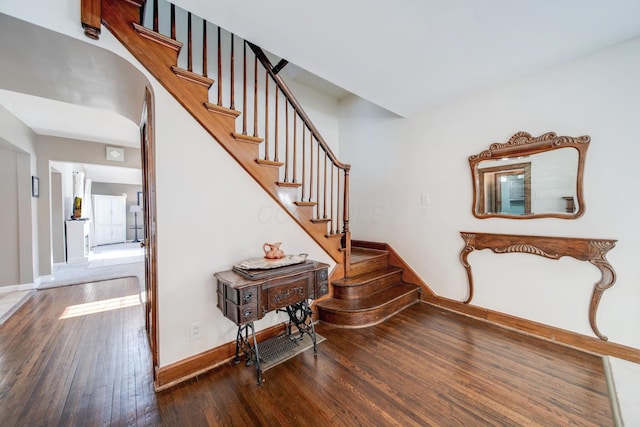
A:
[{"left": 144, "top": 0, "right": 351, "bottom": 243}]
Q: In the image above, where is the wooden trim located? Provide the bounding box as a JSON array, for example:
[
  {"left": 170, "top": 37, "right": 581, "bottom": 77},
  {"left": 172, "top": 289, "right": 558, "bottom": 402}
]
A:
[
  {"left": 140, "top": 87, "right": 160, "bottom": 378},
  {"left": 276, "top": 182, "right": 302, "bottom": 188},
  {"left": 132, "top": 22, "right": 182, "bottom": 52},
  {"left": 351, "top": 240, "right": 435, "bottom": 297},
  {"left": 155, "top": 322, "right": 286, "bottom": 391},
  {"left": 231, "top": 132, "right": 263, "bottom": 144},
  {"left": 478, "top": 162, "right": 531, "bottom": 215},
  {"left": 171, "top": 66, "right": 214, "bottom": 88},
  {"left": 421, "top": 296, "right": 640, "bottom": 364},
  {"left": 203, "top": 102, "right": 240, "bottom": 119},
  {"left": 81, "top": 0, "right": 102, "bottom": 40},
  {"left": 459, "top": 232, "right": 617, "bottom": 340},
  {"left": 122, "top": 0, "right": 145, "bottom": 8},
  {"left": 255, "top": 159, "right": 284, "bottom": 167},
  {"left": 311, "top": 218, "right": 331, "bottom": 224}
]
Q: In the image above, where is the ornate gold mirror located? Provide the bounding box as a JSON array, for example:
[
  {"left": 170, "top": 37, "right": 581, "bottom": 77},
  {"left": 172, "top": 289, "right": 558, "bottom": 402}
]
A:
[{"left": 469, "top": 131, "right": 590, "bottom": 219}]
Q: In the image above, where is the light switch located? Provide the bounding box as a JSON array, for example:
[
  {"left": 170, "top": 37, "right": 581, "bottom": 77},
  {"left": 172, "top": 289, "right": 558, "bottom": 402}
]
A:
[{"left": 421, "top": 193, "right": 430, "bottom": 206}]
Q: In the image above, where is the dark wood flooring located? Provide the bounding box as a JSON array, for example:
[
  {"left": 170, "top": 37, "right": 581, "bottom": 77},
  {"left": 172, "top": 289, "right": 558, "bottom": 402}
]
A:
[{"left": 0, "top": 278, "right": 612, "bottom": 426}]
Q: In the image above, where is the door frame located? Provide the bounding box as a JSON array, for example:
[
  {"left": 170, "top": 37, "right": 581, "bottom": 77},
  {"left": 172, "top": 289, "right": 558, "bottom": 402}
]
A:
[
  {"left": 478, "top": 162, "right": 531, "bottom": 215},
  {"left": 140, "top": 87, "right": 159, "bottom": 375}
]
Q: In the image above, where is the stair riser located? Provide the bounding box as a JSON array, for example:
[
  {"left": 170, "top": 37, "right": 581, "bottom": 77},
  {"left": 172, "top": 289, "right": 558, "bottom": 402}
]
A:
[
  {"left": 348, "top": 255, "right": 388, "bottom": 277},
  {"left": 318, "top": 289, "right": 419, "bottom": 328},
  {"left": 333, "top": 271, "right": 403, "bottom": 300}
]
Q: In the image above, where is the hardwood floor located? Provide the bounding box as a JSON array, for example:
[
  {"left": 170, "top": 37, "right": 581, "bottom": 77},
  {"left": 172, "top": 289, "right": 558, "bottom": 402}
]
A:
[
  {"left": 0, "top": 278, "right": 612, "bottom": 426},
  {"left": 0, "top": 278, "right": 157, "bottom": 425}
]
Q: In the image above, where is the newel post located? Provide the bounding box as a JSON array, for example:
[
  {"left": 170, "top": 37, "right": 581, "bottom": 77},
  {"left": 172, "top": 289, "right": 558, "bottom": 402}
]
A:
[
  {"left": 343, "top": 166, "right": 350, "bottom": 235},
  {"left": 81, "top": 0, "right": 102, "bottom": 40},
  {"left": 342, "top": 166, "right": 352, "bottom": 277}
]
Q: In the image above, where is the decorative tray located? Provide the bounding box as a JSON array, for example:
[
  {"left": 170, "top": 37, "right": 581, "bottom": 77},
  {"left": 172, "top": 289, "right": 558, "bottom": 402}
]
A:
[{"left": 233, "top": 254, "right": 309, "bottom": 271}]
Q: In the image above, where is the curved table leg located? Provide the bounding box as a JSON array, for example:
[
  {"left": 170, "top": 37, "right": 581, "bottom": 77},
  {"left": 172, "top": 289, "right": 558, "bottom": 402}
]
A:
[
  {"left": 459, "top": 233, "right": 476, "bottom": 304},
  {"left": 588, "top": 255, "right": 617, "bottom": 341}
]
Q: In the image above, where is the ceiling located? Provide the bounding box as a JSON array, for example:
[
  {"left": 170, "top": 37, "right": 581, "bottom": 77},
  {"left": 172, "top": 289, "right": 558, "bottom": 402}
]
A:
[
  {"left": 0, "top": 89, "right": 140, "bottom": 148},
  {"left": 50, "top": 161, "right": 143, "bottom": 186},
  {"left": 0, "top": 12, "right": 145, "bottom": 185},
  {"left": 2, "top": 1, "right": 640, "bottom": 164},
  {"left": 174, "top": 0, "right": 640, "bottom": 117}
]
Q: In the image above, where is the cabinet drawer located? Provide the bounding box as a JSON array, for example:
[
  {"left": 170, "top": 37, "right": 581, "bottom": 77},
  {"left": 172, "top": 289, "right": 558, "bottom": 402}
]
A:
[
  {"left": 216, "top": 290, "right": 226, "bottom": 315},
  {"left": 225, "top": 301, "right": 258, "bottom": 323},
  {"left": 266, "top": 273, "right": 311, "bottom": 311},
  {"left": 224, "top": 283, "right": 257, "bottom": 306},
  {"left": 315, "top": 268, "right": 329, "bottom": 298}
]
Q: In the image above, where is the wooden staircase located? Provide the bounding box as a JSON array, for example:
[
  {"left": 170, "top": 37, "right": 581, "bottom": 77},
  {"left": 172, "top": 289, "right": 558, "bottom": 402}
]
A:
[
  {"left": 99, "top": 0, "right": 348, "bottom": 264},
  {"left": 98, "top": 1, "right": 424, "bottom": 328},
  {"left": 317, "top": 246, "right": 421, "bottom": 327}
]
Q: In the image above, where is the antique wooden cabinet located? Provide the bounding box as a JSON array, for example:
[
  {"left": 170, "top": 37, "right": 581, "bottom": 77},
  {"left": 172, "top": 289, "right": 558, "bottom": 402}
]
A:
[
  {"left": 215, "top": 261, "right": 329, "bottom": 325},
  {"left": 215, "top": 260, "right": 330, "bottom": 385}
]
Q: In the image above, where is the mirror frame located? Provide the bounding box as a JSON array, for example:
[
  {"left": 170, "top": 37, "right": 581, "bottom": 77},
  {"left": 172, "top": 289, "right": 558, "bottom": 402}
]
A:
[{"left": 469, "top": 131, "right": 590, "bottom": 219}]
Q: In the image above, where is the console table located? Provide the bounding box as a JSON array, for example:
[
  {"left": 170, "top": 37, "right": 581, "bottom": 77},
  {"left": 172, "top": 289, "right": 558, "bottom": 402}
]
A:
[
  {"left": 459, "top": 232, "right": 617, "bottom": 340},
  {"left": 215, "top": 260, "right": 329, "bottom": 384}
]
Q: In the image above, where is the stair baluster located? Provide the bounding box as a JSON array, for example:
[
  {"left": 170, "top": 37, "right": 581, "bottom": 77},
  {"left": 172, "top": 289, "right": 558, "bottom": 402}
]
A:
[
  {"left": 216, "top": 26, "right": 222, "bottom": 105},
  {"left": 202, "top": 21, "right": 207, "bottom": 77},
  {"left": 253, "top": 55, "right": 258, "bottom": 138},
  {"left": 186, "top": 12, "right": 192, "bottom": 72}
]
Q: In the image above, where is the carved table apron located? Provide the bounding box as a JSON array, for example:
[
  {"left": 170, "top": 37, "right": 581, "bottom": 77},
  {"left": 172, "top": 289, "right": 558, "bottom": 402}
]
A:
[
  {"left": 459, "top": 232, "right": 616, "bottom": 341},
  {"left": 214, "top": 260, "right": 329, "bottom": 384}
]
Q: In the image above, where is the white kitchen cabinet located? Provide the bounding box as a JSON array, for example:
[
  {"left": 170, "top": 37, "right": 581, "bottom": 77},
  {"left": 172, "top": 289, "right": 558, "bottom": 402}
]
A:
[{"left": 92, "top": 194, "right": 126, "bottom": 246}]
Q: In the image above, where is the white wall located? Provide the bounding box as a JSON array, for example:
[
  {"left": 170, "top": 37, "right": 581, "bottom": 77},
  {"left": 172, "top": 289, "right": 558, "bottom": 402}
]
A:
[
  {"left": 0, "top": 106, "right": 38, "bottom": 285},
  {"left": 152, "top": 81, "right": 334, "bottom": 366},
  {"left": 1, "top": 0, "right": 337, "bottom": 367},
  {"left": 0, "top": 146, "right": 21, "bottom": 287},
  {"left": 50, "top": 169, "right": 64, "bottom": 263},
  {"left": 287, "top": 80, "right": 340, "bottom": 154},
  {"left": 339, "top": 37, "right": 640, "bottom": 349}
]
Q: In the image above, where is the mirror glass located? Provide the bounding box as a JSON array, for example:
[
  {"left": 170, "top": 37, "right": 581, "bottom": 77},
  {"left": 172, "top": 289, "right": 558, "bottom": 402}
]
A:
[{"left": 469, "top": 132, "right": 589, "bottom": 219}]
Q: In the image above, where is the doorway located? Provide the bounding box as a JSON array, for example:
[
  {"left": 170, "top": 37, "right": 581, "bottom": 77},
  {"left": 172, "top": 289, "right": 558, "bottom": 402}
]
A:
[{"left": 478, "top": 162, "right": 531, "bottom": 215}]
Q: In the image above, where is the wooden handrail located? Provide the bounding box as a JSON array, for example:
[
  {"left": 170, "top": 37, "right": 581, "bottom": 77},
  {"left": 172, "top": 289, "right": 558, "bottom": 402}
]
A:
[{"left": 247, "top": 42, "right": 351, "bottom": 172}]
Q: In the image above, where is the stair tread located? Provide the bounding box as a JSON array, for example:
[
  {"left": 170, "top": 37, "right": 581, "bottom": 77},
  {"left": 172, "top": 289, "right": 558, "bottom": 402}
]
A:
[
  {"left": 171, "top": 66, "right": 214, "bottom": 88},
  {"left": 132, "top": 22, "right": 182, "bottom": 52},
  {"left": 277, "top": 181, "right": 302, "bottom": 188},
  {"left": 204, "top": 102, "right": 241, "bottom": 118},
  {"left": 333, "top": 266, "right": 403, "bottom": 286},
  {"left": 311, "top": 218, "right": 331, "bottom": 223},
  {"left": 232, "top": 132, "right": 263, "bottom": 144},
  {"left": 317, "top": 283, "right": 419, "bottom": 313},
  {"left": 351, "top": 246, "right": 389, "bottom": 264},
  {"left": 256, "top": 159, "right": 284, "bottom": 167}
]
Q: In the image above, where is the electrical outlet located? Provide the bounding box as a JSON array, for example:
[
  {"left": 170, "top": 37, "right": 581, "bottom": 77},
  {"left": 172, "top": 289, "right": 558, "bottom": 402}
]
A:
[{"left": 190, "top": 321, "right": 203, "bottom": 340}]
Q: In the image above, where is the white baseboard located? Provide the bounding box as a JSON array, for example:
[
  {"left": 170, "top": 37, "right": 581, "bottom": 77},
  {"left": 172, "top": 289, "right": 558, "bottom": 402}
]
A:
[
  {"left": 0, "top": 282, "right": 36, "bottom": 294},
  {"left": 34, "top": 275, "right": 54, "bottom": 289}
]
